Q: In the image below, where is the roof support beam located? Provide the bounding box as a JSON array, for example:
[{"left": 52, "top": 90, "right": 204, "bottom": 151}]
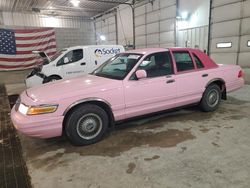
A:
[{"left": 84, "top": 0, "right": 132, "bottom": 6}]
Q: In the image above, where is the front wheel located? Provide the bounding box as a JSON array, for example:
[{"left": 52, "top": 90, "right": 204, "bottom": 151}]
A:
[
  {"left": 65, "top": 104, "right": 109, "bottom": 146},
  {"left": 200, "top": 84, "right": 221, "bottom": 112}
]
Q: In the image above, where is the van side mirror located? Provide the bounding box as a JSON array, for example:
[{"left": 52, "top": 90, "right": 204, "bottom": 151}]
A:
[
  {"left": 64, "top": 57, "right": 69, "bottom": 64},
  {"left": 135, "top": 70, "right": 147, "bottom": 79}
]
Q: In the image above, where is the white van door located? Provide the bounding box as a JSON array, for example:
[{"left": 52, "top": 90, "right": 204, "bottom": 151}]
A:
[
  {"left": 57, "top": 48, "right": 86, "bottom": 78},
  {"left": 88, "top": 46, "right": 124, "bottom": 72}
]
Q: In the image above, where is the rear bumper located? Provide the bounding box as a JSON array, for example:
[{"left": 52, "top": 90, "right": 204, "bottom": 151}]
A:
[
  {"left": 227, "top": 78, "right": 244, "bottom": 93},
  {"left": 11, "top": 106, "right": 63, "bottom": 138}
]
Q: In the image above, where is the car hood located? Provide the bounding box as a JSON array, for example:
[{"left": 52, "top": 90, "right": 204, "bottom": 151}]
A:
[{"left": 26, "top": 74, "right": 121, "bottom": 103}]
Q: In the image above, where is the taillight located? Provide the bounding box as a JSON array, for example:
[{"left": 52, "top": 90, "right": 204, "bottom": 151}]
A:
[{"left": 238, "top": 70, "right": 244, "bottom": 78}]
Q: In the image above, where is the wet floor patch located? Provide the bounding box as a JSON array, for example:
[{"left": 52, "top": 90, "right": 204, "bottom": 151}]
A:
[
  {"left": 27, "top": 128, "right": 195, "bottom": 170},
  {"left": 199, "top": 128, "right": 210, "bottom": 133},
  {"left": 0, "top": 85, "right": 32, "bottom": 188},
  {"left": 126, "top": 162, "right": 136, "bottom": 174},
  {"left": 144, "top": 155, "right": 160, "bottom": 161}
]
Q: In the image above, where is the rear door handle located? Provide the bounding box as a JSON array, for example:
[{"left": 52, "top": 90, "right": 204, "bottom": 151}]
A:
[
  {"left": 202, "top": 74, "right": 208, "bottom": 77},
  {"left": 81, "top": 62, "right": 86, "bottom": 66},
  {"left": 166, "top": 79, "right": 175, "bottom": 84}
]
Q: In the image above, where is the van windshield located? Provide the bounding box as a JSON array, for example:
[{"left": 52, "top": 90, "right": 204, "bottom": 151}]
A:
[{"left": 92, "top": 53, "right": 143, "bottom": 80}]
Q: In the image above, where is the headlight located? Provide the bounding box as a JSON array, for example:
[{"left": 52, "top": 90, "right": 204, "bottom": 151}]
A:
[
  {"left": 18, "top": 104, "right": 58, "bottom": 115},
  {"left": 18, "top": 103, "right": 29, "bottom": 115}
]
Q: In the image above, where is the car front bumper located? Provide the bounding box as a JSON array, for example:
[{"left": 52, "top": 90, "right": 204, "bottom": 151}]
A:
[{"left": 11, "top": 105, "right": 63, "bottom": 138}]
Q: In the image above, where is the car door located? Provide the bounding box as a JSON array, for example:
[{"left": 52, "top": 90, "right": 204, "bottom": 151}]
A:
[
  {"left": 171, "top": 50, "right": 210, "bottom": 107},
  {"left": 124, "top": 51, "right": 177, "bottom": 119},
  {"left": 57, "top": 48, "right": 86, "bottom": 78}
]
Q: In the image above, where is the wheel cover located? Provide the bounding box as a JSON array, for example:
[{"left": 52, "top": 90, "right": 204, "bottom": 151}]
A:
[
  {"left": 76, "top": 113, "right": 103, "bottom": 140},
  {"left": 207, "top": 89, "right": 219, "bottom": 108}
]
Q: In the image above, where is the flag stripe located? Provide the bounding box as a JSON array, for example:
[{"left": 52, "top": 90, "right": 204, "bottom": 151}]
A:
[
  {"left": 0, "top": 48, "right": 56, "bottom": 59},
  {"left": 16, "top": 45, "right": 57, "bottom": 54},
  {"left": 15, "top": 29, "right": 55, "bottom": 38},
  {"left": 0, "top": 59, "right": 44, "bottom": 66},
  {"left": 0, "top": 61, "right": 43, "bottom": 69},
  {"left": 14, "top": 28, "right": 53, "bottom": 34},
  {"left": 0, "top": 51, "right": 56, "bottom": 62},
  {"left": 16, "top": 36, "right": 55, "bottom": 44},
  {"left": 15, "top": 32, "right": 55, "bottom": 40},
  {"left": 0, "top": 52, "right": 56, "bottom": 66},
  {"left": 16, "top": 38, "right": 56, "bottom": 47}
]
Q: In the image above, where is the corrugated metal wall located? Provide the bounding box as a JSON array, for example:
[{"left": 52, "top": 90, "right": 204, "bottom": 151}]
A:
[
  {"left": 55, "top": 28, "right": 95, "bottom": 49},
  {"left": 135, "top": 0, "right": 176, "bottom": 48},
  {"left": 177, "top": 25, "right": 208, "bottom": 52},
  {"left": 1, "top": 12, "right": 93, "bottom": 28},
  {"left": 0, "top": 11, "right": 95, "bottom": 49},
  {"left": 95, "top": 13, "right": 117, "bottom": 45},
  {"left": 94, "top": 0, "right": 177, "bottom": 49},
  {"left": 209, "top": 0, "right": 250, "bottom": 82}
]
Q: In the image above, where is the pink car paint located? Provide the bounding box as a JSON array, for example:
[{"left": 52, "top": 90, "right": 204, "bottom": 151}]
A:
[{"left": 11, "top": 48, "right": 244, "bottom": 138}]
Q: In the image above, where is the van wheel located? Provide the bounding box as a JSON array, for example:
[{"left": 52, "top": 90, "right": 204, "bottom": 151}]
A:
[
  {"left": 65, "top": 104, "right": 109, "bottom": 146},
  {"left": 200, "top": 84, "right": 221, "bottom": 112},
  {"left": 43, "top": 75, "right": 61, "bottom": 83}
]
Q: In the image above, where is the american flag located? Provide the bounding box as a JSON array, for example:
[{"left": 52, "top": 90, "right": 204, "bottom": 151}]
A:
[{"left": 0, "top": 28, "right": 56, "bottom": 70}]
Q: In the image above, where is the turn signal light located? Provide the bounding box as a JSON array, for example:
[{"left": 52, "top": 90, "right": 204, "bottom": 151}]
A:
[{"left": 27, "top": 105, "right": 58, "bottom": 115}]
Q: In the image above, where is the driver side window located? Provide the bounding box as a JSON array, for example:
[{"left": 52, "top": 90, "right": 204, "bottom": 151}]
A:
[
  {"left": 137, "top": 52, "right": 173, "bottom": 78},
  {"left": 57, "top": 49, "right": 83, "bottom": 66}
]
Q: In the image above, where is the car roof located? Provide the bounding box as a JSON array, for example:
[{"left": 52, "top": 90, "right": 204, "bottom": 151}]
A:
[
  {"left": 125, "top": 47, "right": 202, "bottom": 55},
  {"left": 125, "top": 48, "right": 169, "bottom": 55}
]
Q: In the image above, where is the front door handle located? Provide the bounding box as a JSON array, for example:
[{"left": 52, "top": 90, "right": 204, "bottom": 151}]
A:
[
  {"left": 81, "top": 62, "right": 86, "bottom": 66},
  {"left": 166, "top": 79, "right": 175, "bottom": 84},
  {"left": 202, "top": 74, "right": 208, "bottom": 77}
]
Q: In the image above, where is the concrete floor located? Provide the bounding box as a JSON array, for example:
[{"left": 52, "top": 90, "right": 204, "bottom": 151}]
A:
[
  {"left": 0, "top": 69, "right": 30, "bottom": 95},
  {"left": 1, "top": 70, "right": 250, "bottom": 188},
  {"left": 11, "top": 85, "right": 250, "bottom": 188}
]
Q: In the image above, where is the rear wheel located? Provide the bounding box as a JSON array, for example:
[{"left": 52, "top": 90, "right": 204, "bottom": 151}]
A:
[
  {"left": 65, "top": 104, "right": 109, "bottom": 146},
  {"left": 200, "top": 84, "right": 221, "bottom": 112},
  {"left": 43, "top": 75, "right": 61, "bottom": 83}
]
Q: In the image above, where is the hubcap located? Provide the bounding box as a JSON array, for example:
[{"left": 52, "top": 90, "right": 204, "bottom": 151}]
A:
[
  {"left": 76, "top": 113, "right": 102, "bottom": 140},
  {"left": 207, "top": 89, "right": 219, "bottom": 107}
]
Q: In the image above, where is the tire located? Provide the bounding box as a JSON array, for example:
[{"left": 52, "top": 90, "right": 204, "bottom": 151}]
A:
[
  {"left": 43, "top": 75, "right": 61, "bottom": 84},
  {"left": 200, "top": 84, "right": 221, "bottom": 112},
  {"left": 65, "top": 104, "right": 109, "bottom": 146}
]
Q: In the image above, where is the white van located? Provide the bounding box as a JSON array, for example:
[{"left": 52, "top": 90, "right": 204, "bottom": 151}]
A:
[{"left": 25, "top": 45, "right": 125, "bottom": 87}]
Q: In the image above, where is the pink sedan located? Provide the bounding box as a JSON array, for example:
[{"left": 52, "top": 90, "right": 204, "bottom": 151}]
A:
[{"left": 11, "top": 48, "right": 244, "bottom": 145}]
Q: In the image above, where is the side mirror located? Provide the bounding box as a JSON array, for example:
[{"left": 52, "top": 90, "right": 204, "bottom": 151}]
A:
[
  {"left": 135, "top": 70, "right": 147, "bottom": 79},
  {"left": 64, "top": 57, "right": 69, "bottom": 64}
]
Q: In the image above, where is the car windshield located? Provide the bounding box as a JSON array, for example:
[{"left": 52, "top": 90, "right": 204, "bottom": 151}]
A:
[
  {"left": 92, "top": 53, "right": 143, "bottom": 80},
  {"left": 50, "top": 49, "right": 67, "bottom": 61}
]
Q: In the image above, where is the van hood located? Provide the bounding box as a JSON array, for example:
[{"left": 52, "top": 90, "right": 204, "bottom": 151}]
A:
[
  {"left": 26, "top": 74, "right": 121, "bottom": 103},
  {"left": 32, "top": 51, "right": 51, "bottom": 66}
]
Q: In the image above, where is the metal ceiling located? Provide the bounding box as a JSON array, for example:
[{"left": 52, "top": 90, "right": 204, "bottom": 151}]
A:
[{"left": 0, "top": 0, "right": 132, "bottom": 18}]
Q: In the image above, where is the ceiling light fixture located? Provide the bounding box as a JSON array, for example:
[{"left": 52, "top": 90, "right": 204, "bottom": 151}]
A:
[
  {"left": 100, "top": 35, "right": 106, "bottom": 41},
  {"left": 181, "top": 11, "right": 189, "bottom": 20},
  {"left": 70, "top": 0, "right": 80, "bottom": 7}
]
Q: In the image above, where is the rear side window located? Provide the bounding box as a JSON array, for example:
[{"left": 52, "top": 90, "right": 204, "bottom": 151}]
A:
[
  {"left": 193, "top": 53, "right": 204, "bottom": 69},
  {"left": 173, "top": 51, "right": 194, "bottom": 72}
]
